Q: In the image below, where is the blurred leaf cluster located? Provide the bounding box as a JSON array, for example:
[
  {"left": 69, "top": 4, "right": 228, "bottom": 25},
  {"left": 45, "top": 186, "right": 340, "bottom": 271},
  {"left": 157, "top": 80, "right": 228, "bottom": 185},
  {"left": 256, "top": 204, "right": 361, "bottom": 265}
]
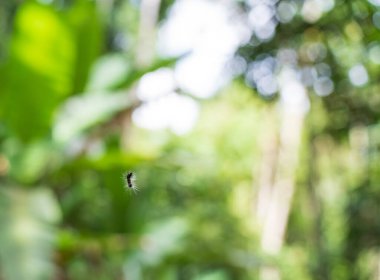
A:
[
  {"left": 237, "top": 0, "right": 380, "bottom": 279},
  {"left": 0, "top": 1, "right": 255, "bottom": 279}
]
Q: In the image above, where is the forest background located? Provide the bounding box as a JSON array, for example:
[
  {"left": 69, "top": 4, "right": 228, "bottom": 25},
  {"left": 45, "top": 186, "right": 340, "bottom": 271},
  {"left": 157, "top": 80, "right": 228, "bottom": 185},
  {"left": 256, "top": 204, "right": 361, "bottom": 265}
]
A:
[{"left": 1, "top": 0, "right": 380, "bottom": 279}]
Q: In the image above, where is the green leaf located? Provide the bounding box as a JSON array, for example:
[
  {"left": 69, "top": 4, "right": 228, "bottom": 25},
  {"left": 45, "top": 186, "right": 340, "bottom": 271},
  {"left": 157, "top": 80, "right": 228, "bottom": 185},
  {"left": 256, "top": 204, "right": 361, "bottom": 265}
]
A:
[
  {"left": 85, "top": 54, "right": 183, "bottom": 92},
  {"left": 112, "top": 56, "right": 181, "bottom": 91},
  {"left": 53, "top": 91, "right": 130, "bottom": 144},
  {"left": 85, "top": 54, "right": 131, "bottom": 92},
  {"left": 3, "top": 139, "right": 62, "bottom": 184},
  {"left": 0, "top": 2, "right": 75, "bottom": 141},
  {"left": 66, "top": 0, "right": 104, "bottom": 94}
]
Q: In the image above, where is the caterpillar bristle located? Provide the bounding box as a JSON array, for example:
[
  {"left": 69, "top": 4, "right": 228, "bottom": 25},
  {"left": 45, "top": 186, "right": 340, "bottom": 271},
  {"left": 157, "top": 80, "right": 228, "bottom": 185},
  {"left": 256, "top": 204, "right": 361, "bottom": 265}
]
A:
[{"left": 123, "top": 171, "right": 139, "bottom": 194}]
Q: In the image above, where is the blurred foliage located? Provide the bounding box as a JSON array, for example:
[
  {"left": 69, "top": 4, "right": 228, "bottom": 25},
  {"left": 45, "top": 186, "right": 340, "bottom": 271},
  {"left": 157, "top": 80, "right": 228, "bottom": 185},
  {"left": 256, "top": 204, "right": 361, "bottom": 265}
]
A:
[
  {"left": 1, "top": 0, "right": 380, "bottom": 279},
  {"left": 237, "top": 0, "right": 380, "bottom": 279}
]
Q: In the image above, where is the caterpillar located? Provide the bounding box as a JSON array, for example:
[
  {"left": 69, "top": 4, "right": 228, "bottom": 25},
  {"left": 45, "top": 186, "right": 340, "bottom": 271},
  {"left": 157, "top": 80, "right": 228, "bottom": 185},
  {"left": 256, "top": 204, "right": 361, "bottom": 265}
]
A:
[{"left": 123, "top": 171, "right": 139, "bottom": 194}]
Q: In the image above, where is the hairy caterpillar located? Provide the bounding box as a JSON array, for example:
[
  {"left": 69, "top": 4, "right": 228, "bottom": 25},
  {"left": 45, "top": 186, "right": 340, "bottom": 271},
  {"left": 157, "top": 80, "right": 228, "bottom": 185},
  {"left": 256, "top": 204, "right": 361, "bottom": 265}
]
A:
[{"left": 123, "top": 171, "right": 139, "bottom": 194}]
